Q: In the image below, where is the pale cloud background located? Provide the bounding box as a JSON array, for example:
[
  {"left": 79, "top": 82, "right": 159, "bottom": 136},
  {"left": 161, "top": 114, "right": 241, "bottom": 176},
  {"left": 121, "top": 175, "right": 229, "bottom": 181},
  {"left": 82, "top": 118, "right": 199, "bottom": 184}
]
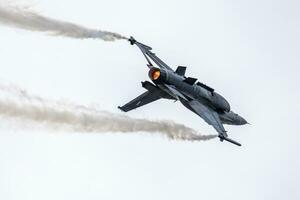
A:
[{"left": 0, "top": 0, "right": 299, "bottom": 199}]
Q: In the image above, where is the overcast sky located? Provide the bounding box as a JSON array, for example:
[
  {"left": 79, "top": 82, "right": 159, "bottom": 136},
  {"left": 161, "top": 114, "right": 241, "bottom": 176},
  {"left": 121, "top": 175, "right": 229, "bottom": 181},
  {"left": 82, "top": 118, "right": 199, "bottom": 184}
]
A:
[{"left": 0, "top": 0, "right": 299, "bottom": 199}]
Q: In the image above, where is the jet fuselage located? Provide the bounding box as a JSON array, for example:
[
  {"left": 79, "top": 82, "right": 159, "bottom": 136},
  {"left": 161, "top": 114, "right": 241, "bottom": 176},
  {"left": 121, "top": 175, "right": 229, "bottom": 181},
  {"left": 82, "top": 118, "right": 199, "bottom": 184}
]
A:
[{"left": 149, "top": 67, "right": 247, "bottom": 126}]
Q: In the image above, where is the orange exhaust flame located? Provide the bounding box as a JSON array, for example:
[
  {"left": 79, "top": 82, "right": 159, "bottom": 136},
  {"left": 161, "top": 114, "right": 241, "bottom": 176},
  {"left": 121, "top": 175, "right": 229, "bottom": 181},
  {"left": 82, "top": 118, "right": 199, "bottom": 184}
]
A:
[{"left": 152, "top": 70, "right": 161, "bottom": 80}]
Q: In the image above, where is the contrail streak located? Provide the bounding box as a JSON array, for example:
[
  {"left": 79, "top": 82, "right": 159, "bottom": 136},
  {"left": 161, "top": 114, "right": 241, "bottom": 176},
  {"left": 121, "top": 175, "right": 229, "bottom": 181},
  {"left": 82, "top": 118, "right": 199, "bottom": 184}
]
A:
[
  {"left": 0, "top": 3, "right": 127, "bottom": 41},
  {"left": 0, "top": 82, "right": 217, "bottom": 141}
]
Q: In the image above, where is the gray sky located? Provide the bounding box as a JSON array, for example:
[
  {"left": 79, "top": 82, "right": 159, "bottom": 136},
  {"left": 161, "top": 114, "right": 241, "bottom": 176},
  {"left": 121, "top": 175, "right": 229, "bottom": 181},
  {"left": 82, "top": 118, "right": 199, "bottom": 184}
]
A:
[{"left": 0, "top": 0, "right": 299, "bottom": 199}]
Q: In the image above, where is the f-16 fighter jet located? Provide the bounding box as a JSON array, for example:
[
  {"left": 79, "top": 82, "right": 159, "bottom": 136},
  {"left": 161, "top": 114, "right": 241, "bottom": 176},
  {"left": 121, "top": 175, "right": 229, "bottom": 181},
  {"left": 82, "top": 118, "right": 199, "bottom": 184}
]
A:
[{"left": 119, "top": 37, "right": 248, "bottom": 146}]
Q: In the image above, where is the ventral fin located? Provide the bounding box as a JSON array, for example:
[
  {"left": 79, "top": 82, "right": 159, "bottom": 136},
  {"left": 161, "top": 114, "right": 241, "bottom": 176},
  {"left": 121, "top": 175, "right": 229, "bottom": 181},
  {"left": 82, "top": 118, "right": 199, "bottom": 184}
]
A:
[
  {"left": 184, "top": 77, "right": 197, "bottom": 85},
  {"left": 196, "top": 82, "right": 214, "bottom": 93}
]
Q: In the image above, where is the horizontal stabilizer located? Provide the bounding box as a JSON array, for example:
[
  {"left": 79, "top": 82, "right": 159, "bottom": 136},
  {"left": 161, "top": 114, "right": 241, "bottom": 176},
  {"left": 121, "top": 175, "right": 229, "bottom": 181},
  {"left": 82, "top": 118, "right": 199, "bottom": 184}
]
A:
[
  {"left": 141, "top": 81, "right": 157, "bottom": 92},
  {"left": 142, "top": 81, "right": 174, "bottom": 100}
]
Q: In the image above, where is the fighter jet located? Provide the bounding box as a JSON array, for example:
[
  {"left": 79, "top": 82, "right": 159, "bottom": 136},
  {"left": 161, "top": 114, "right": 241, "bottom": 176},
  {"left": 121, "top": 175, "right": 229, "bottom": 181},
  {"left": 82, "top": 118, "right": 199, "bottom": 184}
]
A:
[{"left": 119, "top": 37, "right": 248, "bottom": 146}]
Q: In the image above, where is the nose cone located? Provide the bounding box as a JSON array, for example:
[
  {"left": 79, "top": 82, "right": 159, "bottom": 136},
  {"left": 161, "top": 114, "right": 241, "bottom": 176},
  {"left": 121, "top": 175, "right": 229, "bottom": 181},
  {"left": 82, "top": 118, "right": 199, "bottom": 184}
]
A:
[{"left": 239, "top": 116, "right": 248, "bottom": 125}]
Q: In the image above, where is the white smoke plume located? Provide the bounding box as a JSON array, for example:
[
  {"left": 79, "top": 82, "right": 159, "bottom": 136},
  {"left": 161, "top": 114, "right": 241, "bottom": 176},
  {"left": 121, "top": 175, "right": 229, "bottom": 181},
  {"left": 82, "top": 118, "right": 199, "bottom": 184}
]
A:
[
  {"left": 0, "top": 82, "right": 217, "bottom": 141},
  {"left": 0, "top": 2, "right": 127, "bottom": 41}
]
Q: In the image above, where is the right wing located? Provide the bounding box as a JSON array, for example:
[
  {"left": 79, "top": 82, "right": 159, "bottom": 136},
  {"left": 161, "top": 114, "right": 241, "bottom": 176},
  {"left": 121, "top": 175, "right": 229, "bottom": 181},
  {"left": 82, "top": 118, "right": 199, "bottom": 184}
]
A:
[
  {"left": 118, "top": 90, "right": 161, "bottom": 112},
  {"left": 187, "top": 100, "right": 241, "bottom": 146},
  {"left": 188, "top": 100, "right": 228, "bottom": 137}
]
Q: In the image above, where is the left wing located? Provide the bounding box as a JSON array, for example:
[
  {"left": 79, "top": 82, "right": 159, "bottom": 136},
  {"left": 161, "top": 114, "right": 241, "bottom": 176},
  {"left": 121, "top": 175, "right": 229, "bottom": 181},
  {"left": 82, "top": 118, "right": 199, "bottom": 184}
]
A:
[{"left": 188, "top": 100, "right": 227, "bottom": 137}]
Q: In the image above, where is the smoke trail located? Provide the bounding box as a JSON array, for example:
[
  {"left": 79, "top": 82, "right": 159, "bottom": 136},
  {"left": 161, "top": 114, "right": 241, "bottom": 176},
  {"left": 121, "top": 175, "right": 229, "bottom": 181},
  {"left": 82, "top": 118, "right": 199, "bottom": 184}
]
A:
[
  {"left": 0, "top": 82, "right": 216, "bottom": 141},
  {"left": 0, "top": 3, "right": 127, "bottom": 41}
]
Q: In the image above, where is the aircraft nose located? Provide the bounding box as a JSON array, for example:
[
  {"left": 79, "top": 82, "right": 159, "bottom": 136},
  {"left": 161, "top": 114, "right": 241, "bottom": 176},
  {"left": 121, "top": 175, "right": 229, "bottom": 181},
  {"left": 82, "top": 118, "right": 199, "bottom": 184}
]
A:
[{"left": 239, "top": 116, "right": 248, "bottom": 125}]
